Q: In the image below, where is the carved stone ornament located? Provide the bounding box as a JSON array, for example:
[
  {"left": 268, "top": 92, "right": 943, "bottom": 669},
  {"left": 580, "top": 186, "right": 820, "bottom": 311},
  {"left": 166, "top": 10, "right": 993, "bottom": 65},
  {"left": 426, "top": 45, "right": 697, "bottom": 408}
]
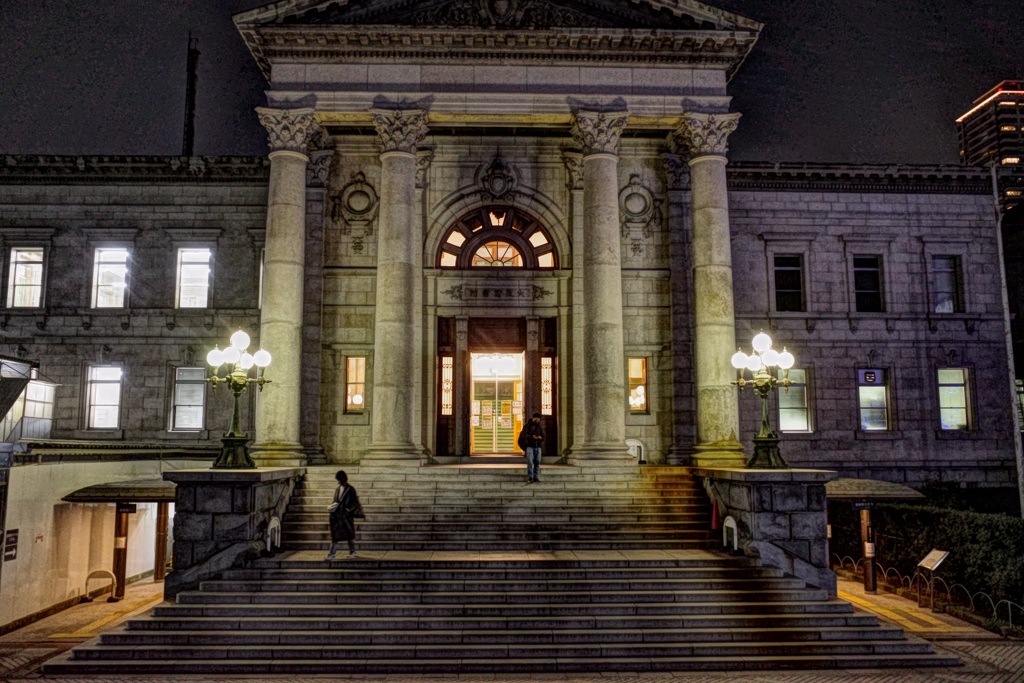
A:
[
  {"left": 562, "top": 151, "right": 584, "bottom": 190},
  {"left": 256, "top": 107, "right": 318, "bottom": 155},
  {"left": 619, "top": 174, "right": 662, "bottom": 258},
  {"left": 661, "top": 152, "right": 690, "bottom": 190},
  {"left": 671, "top": 112, "right": 741, "bottom": 159},
  {"left": 371, "top": 109, "right": 429, "bottom": 155},
  {"left": 330, "top": 172, "right": 379, "bottom": 253},
  {"left": 477, "top": 154, "right": 520, "bottom": 201},
  {"left": 570, "top": 111, "right": 629, "bottom": 157},
  {"left": 408, "top": 0, "right": 598, "bottom": 29},
  {"left": 416, "top": 150, "right": 435, "bottom": 188},
  {"left": 306, "top": 125, "right": 334, "bottom": 188}
]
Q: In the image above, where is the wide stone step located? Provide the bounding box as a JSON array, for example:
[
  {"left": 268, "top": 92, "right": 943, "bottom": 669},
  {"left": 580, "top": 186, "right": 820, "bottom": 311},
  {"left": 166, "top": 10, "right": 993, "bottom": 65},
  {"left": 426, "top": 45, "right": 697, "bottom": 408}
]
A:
[
  {"left": 99, "top": 624, "right": 910, "bottom": 647},
  {"left": 283, "top": 540, "right": 719, "bottom": 551},
  {"left": 218, "top": 566, "right": 786, "bottom": 582},
  {"left": 125, "top": 611, "right": 881, "bottom": 632}
]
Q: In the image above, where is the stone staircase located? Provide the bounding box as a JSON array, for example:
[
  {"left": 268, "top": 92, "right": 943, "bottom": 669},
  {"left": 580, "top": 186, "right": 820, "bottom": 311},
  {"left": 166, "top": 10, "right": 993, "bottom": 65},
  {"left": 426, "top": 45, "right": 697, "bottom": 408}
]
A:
[{"left": 45, "top": 464, "right": 958, "bottom": 675}]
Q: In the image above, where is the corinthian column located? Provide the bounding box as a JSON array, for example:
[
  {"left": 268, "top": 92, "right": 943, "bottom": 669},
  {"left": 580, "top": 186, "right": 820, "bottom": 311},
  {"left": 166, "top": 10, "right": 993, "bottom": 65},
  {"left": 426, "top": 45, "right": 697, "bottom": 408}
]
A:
[
  {"left": 672, "top": 112, "right": 746, "bottom": 467},
  {"left": 569, "top": 110, "right": 631, "bottom": 462},
  {"left": 251, "top": 107, "right": 318, "bottom": 467},
  {"left": 364, "top": 109, "right": 429, "bottom": 463}
]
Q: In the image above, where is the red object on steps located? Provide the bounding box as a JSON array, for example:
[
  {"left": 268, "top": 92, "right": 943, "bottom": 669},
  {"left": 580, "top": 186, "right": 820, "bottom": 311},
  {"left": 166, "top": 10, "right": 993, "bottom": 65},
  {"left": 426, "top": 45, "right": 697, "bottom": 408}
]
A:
[{"left": 710, "top": 499, "right": 720, "bottom": 530}]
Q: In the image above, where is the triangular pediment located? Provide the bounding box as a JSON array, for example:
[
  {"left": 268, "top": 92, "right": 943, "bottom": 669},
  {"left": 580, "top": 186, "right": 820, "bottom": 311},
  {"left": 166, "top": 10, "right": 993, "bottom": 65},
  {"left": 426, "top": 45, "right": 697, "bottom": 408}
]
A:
[
  {"left": 237, "top": 0, "right": 760, "bottom": 32},
  {"left": 235, "top": 0, "right": 762, "bottom": 80}
]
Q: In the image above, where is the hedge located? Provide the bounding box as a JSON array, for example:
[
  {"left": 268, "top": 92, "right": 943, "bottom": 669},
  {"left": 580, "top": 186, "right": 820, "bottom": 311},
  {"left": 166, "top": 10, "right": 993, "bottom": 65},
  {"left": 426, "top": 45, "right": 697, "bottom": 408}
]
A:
[{"left": 829, "top": 502, "right": 1024, "bottom": 604}]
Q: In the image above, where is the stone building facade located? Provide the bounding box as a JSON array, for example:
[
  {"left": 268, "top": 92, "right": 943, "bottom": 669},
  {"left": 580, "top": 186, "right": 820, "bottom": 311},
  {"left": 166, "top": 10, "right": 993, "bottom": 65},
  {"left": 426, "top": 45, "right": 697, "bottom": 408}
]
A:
[{"left": 0, "top": 0, "right": 1018, "bottom": 490}]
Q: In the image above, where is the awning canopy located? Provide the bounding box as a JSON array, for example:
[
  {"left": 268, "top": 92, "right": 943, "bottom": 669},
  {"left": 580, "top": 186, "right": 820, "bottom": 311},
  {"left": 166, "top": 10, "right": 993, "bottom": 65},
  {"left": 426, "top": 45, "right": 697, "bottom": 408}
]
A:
[
  {"left": 62, "top": 478, "right": 175, "bottom": 503},
  {"left": 825, "top": 478, "right": 925, "bottom": 502}
]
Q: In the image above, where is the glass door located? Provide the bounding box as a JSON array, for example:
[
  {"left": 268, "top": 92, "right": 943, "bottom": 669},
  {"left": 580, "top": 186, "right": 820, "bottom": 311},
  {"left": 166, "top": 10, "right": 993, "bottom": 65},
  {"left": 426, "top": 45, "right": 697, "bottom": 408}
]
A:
[{"left": 470, "top": 353, "right": 524, "bottom": 454}]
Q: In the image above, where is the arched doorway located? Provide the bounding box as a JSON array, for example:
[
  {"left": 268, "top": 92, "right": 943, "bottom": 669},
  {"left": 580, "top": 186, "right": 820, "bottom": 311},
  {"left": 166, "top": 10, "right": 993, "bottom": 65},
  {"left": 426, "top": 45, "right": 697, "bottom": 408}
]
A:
[{"left": 434, "top": 205, "right": 560, "bottom": 458}]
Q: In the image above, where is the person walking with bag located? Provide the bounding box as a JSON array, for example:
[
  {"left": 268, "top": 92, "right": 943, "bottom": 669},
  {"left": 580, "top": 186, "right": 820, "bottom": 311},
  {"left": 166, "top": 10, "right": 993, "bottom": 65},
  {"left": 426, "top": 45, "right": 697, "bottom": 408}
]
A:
[
  {"left": 326, "top": 470, "right": 363, "bottom": 560},
  {"left": 520, "top": 412, "right": 545, "bottom": 484}
]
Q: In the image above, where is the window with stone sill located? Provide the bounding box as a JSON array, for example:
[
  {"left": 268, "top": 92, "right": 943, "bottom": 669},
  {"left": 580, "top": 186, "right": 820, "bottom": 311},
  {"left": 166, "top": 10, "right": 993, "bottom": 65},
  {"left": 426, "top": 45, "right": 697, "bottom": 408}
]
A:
[
  {"left": 171, "top": 367, "right": 206, "bottom": 431},
  {"left": 627, "top": 358, "right": 648, "bottom": 413},
  {"left": 857, "top": 368, "right": 890, "bottom": 431},
  {"left": 175, "top": 248, "right": 212, "bottom": 309},
  {"left": 778, "top": 368, "right": 812, "bottom": 433},
  {"left": 86, "top": 365, "right": 122, "bottom": 430},
  {"left": 437, "top": 206, "right": 557, "bottom": 270},
  {"left": 91, "top": 248, "right": 129, "bottom": 309},
  {"left": 6, "top": 247, "right": 45, "bottom": 308},
  {"left": 773, "top": 254, "right": 805, "bottom": 312},
  {"left": 853, "top": 255, "right": 885, "bottom": 313},
  {"left": 937, "top": 368, "right": 972, "bottom": 431},
  {"left": 930, "top": 255, "right": 963, "bottom": 314},
  {"left": 345, "top": 357, "right": 366, "bottom": 414}
]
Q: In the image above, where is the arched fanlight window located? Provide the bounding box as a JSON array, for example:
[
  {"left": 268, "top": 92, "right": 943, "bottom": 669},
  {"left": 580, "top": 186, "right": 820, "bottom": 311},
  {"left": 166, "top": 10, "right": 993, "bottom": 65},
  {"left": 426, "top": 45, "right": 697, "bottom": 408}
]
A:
[{"left": 437, "top": 206, "right": 558, "bottom": 269}]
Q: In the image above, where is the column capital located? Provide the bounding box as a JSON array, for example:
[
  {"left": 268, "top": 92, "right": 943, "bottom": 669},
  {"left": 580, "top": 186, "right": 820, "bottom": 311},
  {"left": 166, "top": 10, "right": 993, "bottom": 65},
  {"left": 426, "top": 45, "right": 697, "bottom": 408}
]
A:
[
  {"left": 306, "top": 124, "right": 334, "bottom": 188},
  {"left": 256, "top": 107, "right": 318, "bottom": 155},
  {"left": 671, "top": 112, "right": 741, "bottom": 159},
  {"left": 570, "top": 110, "right": 629, "bottom": 157},
  {"left": 371, "top": 108, "right": 429, "bottom": 154}
]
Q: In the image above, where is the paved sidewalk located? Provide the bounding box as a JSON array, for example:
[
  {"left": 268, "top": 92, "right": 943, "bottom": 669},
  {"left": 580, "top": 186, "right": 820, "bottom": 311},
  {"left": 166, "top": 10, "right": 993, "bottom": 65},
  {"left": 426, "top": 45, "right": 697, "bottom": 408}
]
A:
[{"left": 2, "top": 574, "right": 1021, "bottom": 682}]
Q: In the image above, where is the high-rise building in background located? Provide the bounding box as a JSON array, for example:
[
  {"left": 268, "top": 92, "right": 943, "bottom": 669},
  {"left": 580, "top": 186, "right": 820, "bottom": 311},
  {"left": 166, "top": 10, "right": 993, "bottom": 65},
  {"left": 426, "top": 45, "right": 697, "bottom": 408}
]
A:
[{"left": 957, "top": 80, "right": 1024, "bottom": 213}]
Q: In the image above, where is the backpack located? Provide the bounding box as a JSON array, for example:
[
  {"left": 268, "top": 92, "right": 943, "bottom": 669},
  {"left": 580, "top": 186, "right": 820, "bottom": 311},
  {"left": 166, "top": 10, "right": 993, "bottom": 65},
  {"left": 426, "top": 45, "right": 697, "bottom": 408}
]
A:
[{"left": 516, "top": 428, "right": 529, "bottom": 451}]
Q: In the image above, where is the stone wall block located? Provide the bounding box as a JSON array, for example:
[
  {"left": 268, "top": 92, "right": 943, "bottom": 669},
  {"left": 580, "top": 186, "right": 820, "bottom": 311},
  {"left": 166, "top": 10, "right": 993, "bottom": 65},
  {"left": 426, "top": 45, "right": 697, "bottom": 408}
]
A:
[
  {"left": 753, "top": 485, "right": 773, "bottom": 512},
  {"left": 755, "top": 512, "right": 790, "bottom": 539},
  {"left": 233, "top": 487, "right": 254, "bottom": 514},
  {"left": 790, "top": 511, "right": 826, "bottom": 540},
  {"left": 775, "top": 539, "right": 811, "bottom": 563},
  {"left": 173, "top": 513, "right": 213, "bottom": 541},
  {"left": 175, "top": 486, "right": 196, "bottom": 513},
  {"left": 190, "top": 541, "right": 219, "bottom": 566},
  {"left": 807, "top": 485, "right": 826, "bottom": 511},
  {"left": 727, "top": 485, "right": 751, "bottom": 511},
  {"left": 195, "top": 485, "right": 234, "bottom": 513},
  {"left": 772, "top": 484, "right": 808, "bottom": 512},
  {"left": 213, "top": 514, "right": 252, "bottom": 542}
]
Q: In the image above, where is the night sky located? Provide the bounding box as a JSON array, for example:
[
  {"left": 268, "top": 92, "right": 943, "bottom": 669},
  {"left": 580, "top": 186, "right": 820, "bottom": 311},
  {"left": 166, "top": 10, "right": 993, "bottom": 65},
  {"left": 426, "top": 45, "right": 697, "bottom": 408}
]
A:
[{"left": 1, "top": 0, "right": 1022, "bottom": 164}]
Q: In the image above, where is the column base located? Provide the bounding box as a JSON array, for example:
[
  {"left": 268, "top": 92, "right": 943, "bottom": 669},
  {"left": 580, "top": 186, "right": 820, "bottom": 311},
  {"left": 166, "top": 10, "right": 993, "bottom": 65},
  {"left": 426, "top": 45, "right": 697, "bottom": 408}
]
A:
[
  {"left": 566, "top": 444, "right": 635, "bottom": 467},
  {"left": 249, "top": 442, "right": 307, "bottom": 468},
  {"left": 692, "top": 441, "right": 747, "bottom": 468}
]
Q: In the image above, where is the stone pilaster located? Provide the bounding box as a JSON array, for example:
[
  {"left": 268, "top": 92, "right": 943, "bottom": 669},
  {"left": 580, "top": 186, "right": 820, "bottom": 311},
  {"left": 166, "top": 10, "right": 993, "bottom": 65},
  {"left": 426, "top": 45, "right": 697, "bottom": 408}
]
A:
[
  {"left": 250, "top": 107, "right": 317, "bottom": 467},
  {"left": 569, "top": 111, "right": 631, "bottom": 463},
  {"left": 365, "top": 109, "right": 429, "bottom": 463},
  {"left": 672, "top": 112, "right": 745, "bottom": 467}
]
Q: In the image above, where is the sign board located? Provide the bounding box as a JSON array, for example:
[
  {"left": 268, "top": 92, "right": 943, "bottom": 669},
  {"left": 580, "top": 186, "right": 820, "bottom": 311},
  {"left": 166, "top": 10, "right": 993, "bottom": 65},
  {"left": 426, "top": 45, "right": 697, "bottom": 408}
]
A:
[
  {"left": 3, "top": 528, "right": 17, "bottom": 562},
  {"left": 852, "top": 501, "right": 874, "bottom": 510},
  {"left": 917, "top": 549, "right": 949, "bottom": 572},
  {"left": 116, "top": 503, "right": 138, "bottom": 514},
  {"left": 858, "top": 369, "right": 885, "bottom": 385}
]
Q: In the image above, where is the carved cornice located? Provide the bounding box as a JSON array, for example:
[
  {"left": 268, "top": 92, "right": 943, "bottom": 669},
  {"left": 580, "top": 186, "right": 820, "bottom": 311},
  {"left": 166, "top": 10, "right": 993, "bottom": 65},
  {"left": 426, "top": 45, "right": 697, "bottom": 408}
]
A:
[
  {"left": 726, "top": 163, "right": 991, "bottom": 195},
  {"left": 570, "top": 111, "right": 629, "bottom": 157},
  {"left": 305, "top": 124, "right": 334, "bottom": 188},
  {"left": 238, "top": 27, "right": 759, "bottom": 81},
  {"left": 661, "top": 152, "right": 690, "bottom": 191},
  {"left": 671, "top": 112, "right": 741, "bottom": 159},
  {"left": 371, "top": 109, "right": 430, "bottom": 155},
  {"left": 256, "top": 107, "right": 318, "bottom": 155},
  {"left": 0, "top": 155, "right": 269, "bottom": 184}
]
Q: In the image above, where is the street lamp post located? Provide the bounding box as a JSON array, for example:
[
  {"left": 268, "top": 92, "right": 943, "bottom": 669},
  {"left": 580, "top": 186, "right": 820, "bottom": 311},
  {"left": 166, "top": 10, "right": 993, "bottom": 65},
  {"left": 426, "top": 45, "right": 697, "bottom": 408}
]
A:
[
  {"left": 206, "top": 330, "right": 272, "bottom": 469},
  {"left": 731, "top": 332, "right": 795, "bottom": 469}
]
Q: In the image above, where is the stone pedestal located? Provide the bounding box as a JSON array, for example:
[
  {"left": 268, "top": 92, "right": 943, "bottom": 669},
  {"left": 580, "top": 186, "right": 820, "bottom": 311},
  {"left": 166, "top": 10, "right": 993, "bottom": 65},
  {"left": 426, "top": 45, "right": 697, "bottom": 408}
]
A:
[
  {"left": 162, "top": 467, "right": 302, "bottom": 597},
  {"left": 694, "top": 466, "right": 838, "bottom": 595},
  {"left": 251, "top": 107, "right": 318, "bottom": 467},
  {"left": 672, "top": 113, "right": 745, "bottom": 467},
  {"left": 365, "top": 109, "right": 429, "bottom": 464},
  {"left": 569, "top": 110, "right": 631, "bottom": 463}
]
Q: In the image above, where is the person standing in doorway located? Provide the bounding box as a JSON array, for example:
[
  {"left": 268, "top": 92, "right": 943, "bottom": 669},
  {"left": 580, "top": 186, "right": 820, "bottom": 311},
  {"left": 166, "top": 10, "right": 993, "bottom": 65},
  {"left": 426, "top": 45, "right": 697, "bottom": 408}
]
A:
[
  {"left": 326, "top": 470, "right": 363, "bottom": 560},
  {"left": 523, "top": 412, "right": 545, "bottom": 483}
]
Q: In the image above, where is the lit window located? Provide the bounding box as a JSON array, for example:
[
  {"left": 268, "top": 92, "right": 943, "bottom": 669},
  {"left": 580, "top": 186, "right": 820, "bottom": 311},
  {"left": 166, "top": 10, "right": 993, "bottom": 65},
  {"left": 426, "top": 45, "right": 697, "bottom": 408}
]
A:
[
  {"left": 446, "top": 231, "right": 466, "bottom": 247},
  {"left": 1016, "top": 379, "right": 1024, "bottom": 425},
  {"left": 171, "top": 367, "right": 206, "bottom": 430},
  {"left": 773, "top": 254, "right": 804, "bottom": 312},
  {"left": 91, "top": 248, "right": 129, "bottom": 308},
  {"left": 439, "top": 252, "right": 458, "bottom": 268},
  {"left": 628, "top": 358, "right": 648, "bottom": 413},
  {"left": 857, "top": 368, "right": 889, "bottom": 431},
  {"left": 537, "top": 253, "right": 555, "bottom": 268},
  {"left": 87, "top": 365, "right": 122, "bottom": 429},
  {"left": 472, "top": 241, "right": 523, "bottom": 267},
  {"left": 258, "top": 248, "right": 265, "bottom": 310},
  {"left": 440, "top": 356, "right": 453, "bottom": 416},
  {"left": 345, "top": 357, "right": 366, "bottom": 413},
  {"left": 176, "top": 248, "right": 212, "bottom": 308},
  {"left": 938, "top": 368, "right": 971, "bottom": 430},
  {"left": 853, "top": 255, "right": 884, "bottom": 313},
  {"left": 931, "top": 256, "right": 962, "bottom": 313},
  {"left": 528, "top": 232, "right": 549, "bottom": 247},
  {"left": 1003, "top": 157, "right": 1022, "bottom": 165},
  {"left": 1007, "top": 190, "right": 1023, "bottom": 198},
  {"left": 1001, "top": 125, "right": 1018, "bottom": 132},
  {"left": 541, "top": 358, "right": 553, "bottom": 416},
  {"left": 778, "top": 368, "right": 812, "bottom": 432},
  {"left": 488, "top": 210, "right": 507, "bottom": 227},
  {"left": 7, "top": 248, "right": 44, "bottom": 308}
]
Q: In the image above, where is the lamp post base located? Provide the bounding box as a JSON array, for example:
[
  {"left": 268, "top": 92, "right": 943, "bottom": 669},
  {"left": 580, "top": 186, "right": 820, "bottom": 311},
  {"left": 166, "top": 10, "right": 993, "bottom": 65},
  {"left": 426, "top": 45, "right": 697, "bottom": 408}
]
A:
[
  {"left": 212, "top": 434, "right": 257, "bottom": 469},
  {"left": 748, "top": 434, "right": 788, "bottom": 469}
]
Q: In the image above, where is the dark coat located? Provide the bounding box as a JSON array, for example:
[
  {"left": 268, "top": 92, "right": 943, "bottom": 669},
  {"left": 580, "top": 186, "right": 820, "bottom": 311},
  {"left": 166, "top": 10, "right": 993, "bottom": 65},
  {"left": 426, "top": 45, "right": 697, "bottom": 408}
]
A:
[
  {"left": 523, "top": 420, "right": 544, "bottom": 450},
  {"left": 329, "top": 485, "right": 360, "bottom": 543}
]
